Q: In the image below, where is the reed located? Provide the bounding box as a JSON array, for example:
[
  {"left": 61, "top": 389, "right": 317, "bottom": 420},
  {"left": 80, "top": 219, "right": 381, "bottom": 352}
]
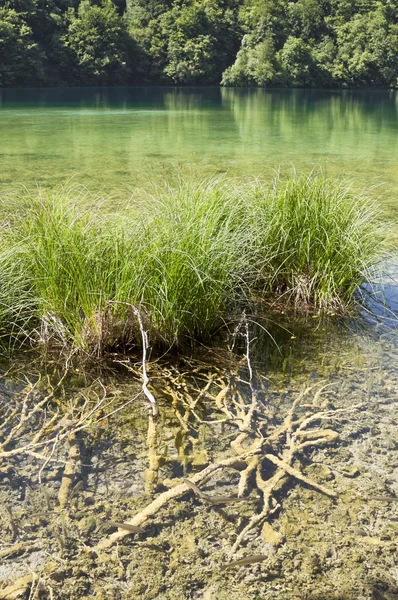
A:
[
  {"left": 0, "top": 174, "right": 383, "bottom": 355},
  {"left": 247, "top": 174, "right": 382, "bottom": 310}
]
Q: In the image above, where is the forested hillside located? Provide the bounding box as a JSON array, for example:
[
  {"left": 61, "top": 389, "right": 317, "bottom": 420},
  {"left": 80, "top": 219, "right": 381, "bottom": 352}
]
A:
[{"left": 1, "top": 0, "right": 397, "bottom": 87}]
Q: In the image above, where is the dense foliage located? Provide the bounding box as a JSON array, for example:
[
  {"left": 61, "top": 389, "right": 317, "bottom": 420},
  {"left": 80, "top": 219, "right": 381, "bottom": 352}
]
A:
[{"left": 1, "top": 0, "right": 397, "bottom": 87}]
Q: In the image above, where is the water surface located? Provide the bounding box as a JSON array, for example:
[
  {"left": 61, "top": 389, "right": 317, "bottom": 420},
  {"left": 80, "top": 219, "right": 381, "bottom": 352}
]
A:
[
  {"left": 0, "top": 86, "right": 397, "bottom": 213},
  {"left": 1, "top": 86, "right": 398, "bottom": 598}
]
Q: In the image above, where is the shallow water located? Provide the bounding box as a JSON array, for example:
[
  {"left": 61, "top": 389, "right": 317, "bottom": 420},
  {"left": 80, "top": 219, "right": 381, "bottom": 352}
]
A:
[
  {"left": 0, "top": 86, "right": 398, "bottom": 599},
  {"left": 1, "top": 85, "right": 397, "bottom": 370},
  {"left": 0, "top": 86, "right": 397, "bottom": 212},
  {"left": 0, "top": 312, "right": 398, "bottom": 599}
]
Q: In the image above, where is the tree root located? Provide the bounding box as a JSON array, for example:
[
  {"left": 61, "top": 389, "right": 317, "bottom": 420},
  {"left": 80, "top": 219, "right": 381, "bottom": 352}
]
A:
[
  {"left": 0, "top": 336, "right": 365, "bottom": 561},
  {"left": 264, "top": 453, "right": 338, "bottom": 498},
  {"left": 0, "top": 575, "right": 34, "bottom": 600},
  {"left": 57, "top": 431, "right": 80, "bottom": 509},
  {"left": 94, "top": 454, "right": 248, "bottom": 551},
  {"left": 92, "top": 367, "right": 359, "bottom": 555},
  {"left": 0, "top": 543, "right": 38, "bottom": 560},
  {"left": 145, "top": 413, "right": 162, "bottom": 494}
]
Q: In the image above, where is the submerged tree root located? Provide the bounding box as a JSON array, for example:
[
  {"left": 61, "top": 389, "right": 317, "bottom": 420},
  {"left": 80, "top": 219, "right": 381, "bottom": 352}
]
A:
[
  {"left": 93, "top": 358, "right": 364, "bottom": 555},
  {"left": 57, "top": 431, "right": 80, "bottom": 509},
  {"left": 0, "top": 575, "right": 34, "bottom": 600},
  {"left": 95, "top": 454, "right": 248, "bottom": 551},
  {"left": 0, "top": 351, "right": 365, "bottom": 563}
]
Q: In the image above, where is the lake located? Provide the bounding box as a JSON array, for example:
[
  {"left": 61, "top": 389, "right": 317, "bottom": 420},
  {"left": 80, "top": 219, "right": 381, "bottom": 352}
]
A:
[
  {"left": 0, "top": 86, "right": 398, "bottom": 599},
  {"left": 0, "top": 86, "right": 398, "bottom": 214}
]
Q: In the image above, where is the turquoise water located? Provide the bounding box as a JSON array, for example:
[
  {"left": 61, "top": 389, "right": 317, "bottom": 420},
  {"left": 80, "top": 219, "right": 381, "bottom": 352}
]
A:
[
  {"left": 0, "top": 84, "right": 397, "bottom": 352},
  {"left": 0, "top": 86, "right": 397, "bottom": 213}
]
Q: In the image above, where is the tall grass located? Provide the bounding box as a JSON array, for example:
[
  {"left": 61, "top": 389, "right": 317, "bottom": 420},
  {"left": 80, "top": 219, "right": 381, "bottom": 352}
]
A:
[
  {"left": 248, "top": 174, "right": 382, "bottom": 310},
  {"left": 1, "top": 180, "right": 251, "bottom": 352},
  {"left": 0, "top": 174, "right": 384, "bottom": 355},
  {"left": 120, "top": 180, "right": 251, "bottom": 345}
]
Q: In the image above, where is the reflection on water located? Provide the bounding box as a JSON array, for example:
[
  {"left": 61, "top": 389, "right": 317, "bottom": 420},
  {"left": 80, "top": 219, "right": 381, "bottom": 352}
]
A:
[
  {"left": 0, "top": 87, "right": 397, "bottom": 211},
  {"left": 249, "top": 268, "right": 398, "bottom": 380},
  {"left": 1, "top": 285, "right": 398, "bottom": 598},
  {"left": 360, "top": 256, "right": 398, "bottom": 325},
  {"left": 1, "top": 84, "right": 398, "bottom": 409}
]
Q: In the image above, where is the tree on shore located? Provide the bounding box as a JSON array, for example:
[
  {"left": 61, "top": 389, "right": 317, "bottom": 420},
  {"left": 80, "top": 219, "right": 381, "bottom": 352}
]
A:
[{"left": 0, "top": 0, "right": 397, "bottom": 87}]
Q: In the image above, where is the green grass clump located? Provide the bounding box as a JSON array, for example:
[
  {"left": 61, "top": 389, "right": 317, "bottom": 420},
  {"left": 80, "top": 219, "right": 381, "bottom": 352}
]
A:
[
  {"left": 120, "top": 179, "right": 250, "bottom": 344},
  {"left": 0, "top": 241, "right": 37, "bottom": 346},
  {"left": 0, "top": 174, "right": 383, "bottom": 355},
  {"left": 248, "top": 174, "right": 381, "bottom": 310},
  {"left": 2, "top": 180, "right": 251, "bottom": 353}
]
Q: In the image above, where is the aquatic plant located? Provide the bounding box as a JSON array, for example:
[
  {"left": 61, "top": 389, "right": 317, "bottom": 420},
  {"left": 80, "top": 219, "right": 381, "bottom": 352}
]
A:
[
  {"left": 0, "top": 174, "right": 383, "bottom": 355},
  {"left": 115, "top": 179, "right": 252, "bottom": 346},
  {"left": 247, "top": 174, "right": 382, "bottom": 310},
  {"left": 1, "top": 180, "right": 251, "bottom": 352}
]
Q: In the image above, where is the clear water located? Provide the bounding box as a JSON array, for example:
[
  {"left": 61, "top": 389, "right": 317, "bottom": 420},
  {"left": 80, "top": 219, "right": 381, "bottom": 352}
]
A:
[
  {"left": 0, "top": 86, "right": 397, "bottom": 214},
  {"left": 0, "top": 85, "right": 397, "bottom": 346},
  {"left": 1, "top": 86, "right": 398, "bottom": 598},
  {"left": 1, "top": 85, "right": 398, "bottom": 345}
]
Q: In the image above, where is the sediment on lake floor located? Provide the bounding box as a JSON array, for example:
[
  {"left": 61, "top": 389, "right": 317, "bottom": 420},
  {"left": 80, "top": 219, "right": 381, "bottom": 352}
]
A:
[
  {"left": 0, "top": 173, "right": 385, "bottom": 357},
  {"left": 1, "top": 330, "right": 398, "bottom": 600}
]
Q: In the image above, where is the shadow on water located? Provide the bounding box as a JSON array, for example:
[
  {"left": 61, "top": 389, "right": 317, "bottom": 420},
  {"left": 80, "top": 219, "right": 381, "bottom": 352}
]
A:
[
  {"left": 360, "top": 255, "right": 398, "bottom": 327},
  {"left": 0, "top": 261, "right": 398, "bottom": 599}
]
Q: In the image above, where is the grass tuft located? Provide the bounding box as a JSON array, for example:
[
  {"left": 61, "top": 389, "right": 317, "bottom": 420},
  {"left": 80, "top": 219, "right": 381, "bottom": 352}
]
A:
[
  {"left": 0, "top": 174, "right": 384, "bottom": 356},
  {"left": 248, "top": 174, "right": 382, "bottom": 310}
]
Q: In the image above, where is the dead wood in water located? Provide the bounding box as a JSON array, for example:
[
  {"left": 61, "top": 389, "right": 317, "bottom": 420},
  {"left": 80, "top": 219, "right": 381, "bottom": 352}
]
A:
[
  {"left": 0, "top": 335, "right": 365, "bottom": 561},
  {"left": 92, "top": 349, "right": 364, "bottom": 556},
  {"left": 57, "top": 431, "right": 80, "bottom": 509}
]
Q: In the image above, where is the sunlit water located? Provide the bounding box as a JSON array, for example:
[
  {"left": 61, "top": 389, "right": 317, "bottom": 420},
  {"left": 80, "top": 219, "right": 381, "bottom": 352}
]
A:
[
  {"left": 0, "top": 85, "right": 397, "bottom": 357},
  {"left": 0, "top": 87, "right": 398, "bottom": 598},
  {"left": 0, "top": 86, "right": 397, "bottom": 212}
]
